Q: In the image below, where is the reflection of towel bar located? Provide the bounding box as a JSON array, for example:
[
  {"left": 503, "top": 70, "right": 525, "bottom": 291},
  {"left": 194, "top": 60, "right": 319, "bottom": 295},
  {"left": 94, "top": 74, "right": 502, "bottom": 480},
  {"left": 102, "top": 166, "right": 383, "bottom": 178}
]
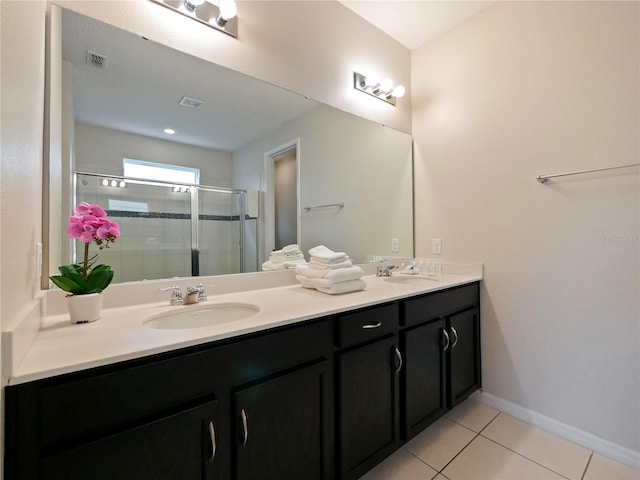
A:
[{"left": 304, "top": 202, "right": 344, "bottom": 212}]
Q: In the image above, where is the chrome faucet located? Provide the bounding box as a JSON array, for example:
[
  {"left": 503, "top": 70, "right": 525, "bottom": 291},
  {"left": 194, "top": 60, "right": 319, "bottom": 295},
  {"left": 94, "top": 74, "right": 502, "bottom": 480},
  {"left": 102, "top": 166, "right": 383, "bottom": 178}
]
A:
[
  {"left": 160, "top": 286, "right": 184, "bottom": 305},
  {"left": 376, "top": 265, "right": 397, "bottom": 277}
]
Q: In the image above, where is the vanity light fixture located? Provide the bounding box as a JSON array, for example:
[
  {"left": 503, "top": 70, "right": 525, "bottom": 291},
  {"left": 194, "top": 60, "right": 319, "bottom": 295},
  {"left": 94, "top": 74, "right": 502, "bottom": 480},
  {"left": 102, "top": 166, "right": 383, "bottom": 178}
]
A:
[
  {"left": 353, "top": 71, "right": 405, "bottom": 106},
  {"left": 151, "top": 0, "right": 238, "bottom": 38},
  {"left": 101, "top": 178, "right": 126, "bottom": 188}
]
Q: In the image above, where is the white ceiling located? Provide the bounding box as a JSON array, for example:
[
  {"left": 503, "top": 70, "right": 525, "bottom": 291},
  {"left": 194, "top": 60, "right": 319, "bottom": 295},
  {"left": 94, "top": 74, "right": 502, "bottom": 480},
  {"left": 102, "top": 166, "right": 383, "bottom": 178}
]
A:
[
  {"left": 62, "top": 9, "right": 318, "bottom": 152},
  {"left": 338, "top": 1, "right": 494, "bottom": 51}
]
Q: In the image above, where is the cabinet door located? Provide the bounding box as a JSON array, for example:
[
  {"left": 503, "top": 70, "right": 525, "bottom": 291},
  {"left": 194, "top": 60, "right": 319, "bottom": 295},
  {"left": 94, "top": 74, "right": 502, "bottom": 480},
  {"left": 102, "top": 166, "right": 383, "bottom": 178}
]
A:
[
  {"left": 402, "top": 319, "right": 447, "bottom": 440},
  {"left": 233, "top": 361, "right": 332, "bottom": 480},
  {"left": 338, "top": 336, "right": 401, "bottom": 480},
  {"left": 448, "top": 308, "right": 481, "bottom": 407},
  {"left": 41, "top": 401, "right": 219, "bottom": 480}
]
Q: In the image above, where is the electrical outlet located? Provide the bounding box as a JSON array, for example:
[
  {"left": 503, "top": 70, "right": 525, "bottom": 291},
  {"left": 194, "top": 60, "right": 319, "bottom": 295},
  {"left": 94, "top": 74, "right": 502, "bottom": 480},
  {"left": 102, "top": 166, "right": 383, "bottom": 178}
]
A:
[
  {"left": 391, "top": 238, "right": 400, "bottom": 253},
  {"left": 432, "top": 238, "right": 442, "bottom": 255}
]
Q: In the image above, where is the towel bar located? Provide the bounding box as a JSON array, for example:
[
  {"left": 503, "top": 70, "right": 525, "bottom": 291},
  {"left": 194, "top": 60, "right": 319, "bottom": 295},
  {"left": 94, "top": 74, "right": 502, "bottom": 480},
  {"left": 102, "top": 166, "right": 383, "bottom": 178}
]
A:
[
  {"left": 304, "top": 202, "right": 345, "bottom": 212},
  {"left": 537, "top": 163, "right": 639, "bottom": 183}
]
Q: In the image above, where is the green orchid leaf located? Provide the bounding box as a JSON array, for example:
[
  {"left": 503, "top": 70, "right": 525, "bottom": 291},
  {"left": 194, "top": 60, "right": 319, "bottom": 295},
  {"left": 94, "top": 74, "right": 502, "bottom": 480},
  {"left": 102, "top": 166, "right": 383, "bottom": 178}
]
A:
[
  {"left": 86, "top": 267, "right": 114, "bottom": 293},
  {"left": 49, "top": 275, "right": 85, "bottom": 294}
]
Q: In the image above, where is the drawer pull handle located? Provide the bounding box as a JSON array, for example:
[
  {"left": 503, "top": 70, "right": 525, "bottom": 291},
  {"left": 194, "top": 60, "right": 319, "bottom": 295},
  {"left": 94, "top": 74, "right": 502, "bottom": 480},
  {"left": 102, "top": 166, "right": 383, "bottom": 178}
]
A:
[
  {"left": 241, "top": 408, "right": 249, "bottom": 446},
  {"left": 394, "top": 347, "right": 403, "bottom": 374},
  {"left": 450, "top": 326, "right": 459, "bottom": 348},
  {"left": 362, "top": 321, "right": 382, "bottom": 329},
  {"left": 442, "top": 329, "right": 450, "bottom": 351},
  {"left": 207, "top": 421, "right": 216, "bottom": 463}
]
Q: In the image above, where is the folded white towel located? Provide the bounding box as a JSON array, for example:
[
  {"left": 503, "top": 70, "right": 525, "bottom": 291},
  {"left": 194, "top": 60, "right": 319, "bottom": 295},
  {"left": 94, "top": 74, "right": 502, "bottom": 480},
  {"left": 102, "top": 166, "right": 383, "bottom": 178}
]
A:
[
  {"left": 283, "top": 252, "right": 305, "bottom": 261},
  {"left": 284, "top": 259, "right": 307, "bottom": 268},
  {"left": 295, "top": 264, "right": 327, "bottom": 278},
  {"left": 316, "top": 279, "right": 366, "bottom": 295},
  {"left": 296, "top": 275, "right": 317, "bottom": 289},
  {"left": 283, "top": 244, "right": 301, "bottom": 253},
  {"left": 262, "top": 260, "right": 285, "bottom": 271},
  {"left": 325, "top": 266, "right": 364, "bottom": 282},
  {"left": 308, "top": 245, "right": 348, "bottom": 263},
  {"left": 308, "top": 259, "right": 353, "bottom": 270}
]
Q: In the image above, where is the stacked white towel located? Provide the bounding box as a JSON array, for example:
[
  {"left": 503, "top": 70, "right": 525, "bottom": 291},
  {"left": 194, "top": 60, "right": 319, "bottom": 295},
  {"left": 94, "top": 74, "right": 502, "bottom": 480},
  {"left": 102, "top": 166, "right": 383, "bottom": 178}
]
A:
[
  {"left": 295, "top": 245, "right": 366, "bottom": 294},
  {"left": 262, "top": 244, "right": 306, "bottom": 271}
]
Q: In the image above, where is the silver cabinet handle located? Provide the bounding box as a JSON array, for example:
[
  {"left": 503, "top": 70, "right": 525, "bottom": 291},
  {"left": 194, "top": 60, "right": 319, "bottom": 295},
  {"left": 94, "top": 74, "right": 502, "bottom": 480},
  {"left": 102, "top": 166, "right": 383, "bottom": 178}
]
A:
[
  {"left": 362, "top": 321, "right": 382, "bottom": 329},
  {"left": 394, "top": 347, "right": 403, "bottom": 375},
  {"left": 240, "top": 408, "right": 248, "bottom": 446},
  {"left": 450, "top": 326, "right": 459, "bottom": 349},
  {"left": 207, "top": 421, "right": 216, "bottom": 464},
  {"left": 442, "top": 328, "right": 450, "bottom": 351}
]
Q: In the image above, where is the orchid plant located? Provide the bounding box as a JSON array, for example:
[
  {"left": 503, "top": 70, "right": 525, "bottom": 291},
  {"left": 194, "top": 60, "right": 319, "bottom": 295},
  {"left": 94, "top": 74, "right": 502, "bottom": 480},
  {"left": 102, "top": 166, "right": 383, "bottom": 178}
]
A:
[{"left": 50, "top": 202, "right": 121, "bottom": 295}]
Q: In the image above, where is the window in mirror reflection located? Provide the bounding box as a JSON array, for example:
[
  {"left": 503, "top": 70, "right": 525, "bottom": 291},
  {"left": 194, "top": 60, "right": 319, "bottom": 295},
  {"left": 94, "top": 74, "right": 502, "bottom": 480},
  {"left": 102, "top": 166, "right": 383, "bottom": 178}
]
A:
[{"left": 123, "top": 158, "right": 200, "bottom": 185}]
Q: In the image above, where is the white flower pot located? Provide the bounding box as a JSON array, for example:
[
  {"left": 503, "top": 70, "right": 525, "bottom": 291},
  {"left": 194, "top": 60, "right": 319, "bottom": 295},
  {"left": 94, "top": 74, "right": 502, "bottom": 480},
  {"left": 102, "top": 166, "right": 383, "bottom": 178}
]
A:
[{"left": 67, "top": 293, "right": 103, "bottom": 324}]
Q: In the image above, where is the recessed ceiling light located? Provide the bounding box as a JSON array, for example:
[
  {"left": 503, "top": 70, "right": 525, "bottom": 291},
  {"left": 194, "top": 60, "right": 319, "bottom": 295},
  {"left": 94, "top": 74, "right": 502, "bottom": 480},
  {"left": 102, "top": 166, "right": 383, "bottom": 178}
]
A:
[{"left": 164, "top": 128, "right": 176, "bottom": 135}]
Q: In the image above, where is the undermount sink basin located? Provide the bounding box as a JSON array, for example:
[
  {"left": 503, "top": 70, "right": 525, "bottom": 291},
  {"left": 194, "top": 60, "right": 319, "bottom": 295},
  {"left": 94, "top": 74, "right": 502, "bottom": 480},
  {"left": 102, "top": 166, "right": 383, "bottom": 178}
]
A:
[
  {"left": 383, "top": 275, "right": 439, "bottom": 284},
  {"left": 144, "top": 303, "right": 259, "bottom": 330}
]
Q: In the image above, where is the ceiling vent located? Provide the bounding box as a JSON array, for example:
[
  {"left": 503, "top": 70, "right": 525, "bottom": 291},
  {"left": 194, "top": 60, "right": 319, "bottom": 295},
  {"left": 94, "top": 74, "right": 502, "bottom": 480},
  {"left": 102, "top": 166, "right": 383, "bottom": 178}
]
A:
[
  {"left": 179, "top": 96, "right": 204, "bottom": 109},
  {"left": 86, "top": 50, "right": 108, "bottom": 69}
]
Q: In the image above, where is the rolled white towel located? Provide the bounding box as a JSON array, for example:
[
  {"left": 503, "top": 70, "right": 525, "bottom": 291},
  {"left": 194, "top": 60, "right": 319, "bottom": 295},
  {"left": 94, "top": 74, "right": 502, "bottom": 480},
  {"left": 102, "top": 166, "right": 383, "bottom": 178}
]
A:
[
  {"left": 308, "top": 259, "right": 353, "bottom": 270},
  {"left": 316, "top": 279, "right": 366, "bottom": 295}
]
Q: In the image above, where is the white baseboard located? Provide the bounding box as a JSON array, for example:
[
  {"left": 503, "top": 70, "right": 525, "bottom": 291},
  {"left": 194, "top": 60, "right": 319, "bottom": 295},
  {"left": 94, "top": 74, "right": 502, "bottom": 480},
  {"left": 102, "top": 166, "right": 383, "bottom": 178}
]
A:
[{"left": 472, "top": 391, "right": 640, "bottom": 471}]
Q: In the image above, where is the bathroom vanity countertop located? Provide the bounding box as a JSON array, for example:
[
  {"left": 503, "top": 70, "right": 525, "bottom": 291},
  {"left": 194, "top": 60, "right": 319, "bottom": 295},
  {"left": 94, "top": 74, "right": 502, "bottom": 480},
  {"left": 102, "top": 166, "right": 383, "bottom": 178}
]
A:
[{"left": 8, "top": 272, "right": 481, "bottom": 385}]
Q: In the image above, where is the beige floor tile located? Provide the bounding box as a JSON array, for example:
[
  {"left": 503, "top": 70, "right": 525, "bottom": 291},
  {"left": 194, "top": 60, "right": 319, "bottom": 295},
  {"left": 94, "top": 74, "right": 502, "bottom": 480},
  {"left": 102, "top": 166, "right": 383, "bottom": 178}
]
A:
[
  {"left": 445, "top": 399, "right": 500, "bottom": 433},
  {"left": 358, "top": 448, "right": 438, "bottom": 480},
  {"left": 404, "top": 416, "right": 477, "bottom": 471},
  {"left": 584, "top": 452, "right": 640, "bottom": 480},
  {"left": 443, "top": 436, "right": 565, "bottom": 479},
  {"left": 481, "top": 413, "right": 591, "bottom": 480}
]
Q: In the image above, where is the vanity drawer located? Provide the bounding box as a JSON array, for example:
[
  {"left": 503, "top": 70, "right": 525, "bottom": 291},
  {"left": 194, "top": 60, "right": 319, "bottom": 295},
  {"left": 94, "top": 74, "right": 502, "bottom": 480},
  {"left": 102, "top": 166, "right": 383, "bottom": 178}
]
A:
[
  {"left": 336, "top": 303, "right": 399, "bottom": 349},
  {"left": 403, "top": 283, "right": 479, "bottom": 327}
]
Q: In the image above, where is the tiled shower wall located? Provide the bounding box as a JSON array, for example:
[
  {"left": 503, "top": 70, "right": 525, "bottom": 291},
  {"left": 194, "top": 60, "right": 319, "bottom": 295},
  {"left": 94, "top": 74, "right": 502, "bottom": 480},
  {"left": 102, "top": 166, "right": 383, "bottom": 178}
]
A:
[{"left": 76, "top": 175, "right": 244, "bottom": 283}]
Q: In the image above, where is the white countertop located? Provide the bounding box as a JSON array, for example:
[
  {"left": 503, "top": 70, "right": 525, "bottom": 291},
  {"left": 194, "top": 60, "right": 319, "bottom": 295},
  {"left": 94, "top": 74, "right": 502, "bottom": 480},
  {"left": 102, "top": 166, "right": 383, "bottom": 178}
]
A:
[{"left": 8, "top": 270, "right": 481, "bottom": 386}]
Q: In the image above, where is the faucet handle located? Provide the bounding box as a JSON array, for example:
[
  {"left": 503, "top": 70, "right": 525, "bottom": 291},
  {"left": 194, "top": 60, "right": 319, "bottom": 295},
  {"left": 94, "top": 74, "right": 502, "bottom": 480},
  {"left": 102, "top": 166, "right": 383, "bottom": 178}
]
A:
[
  {"left": 194, "top": 283, "right": 213, "bottom": 302},
  {"left": 160, "top": 286, "right": 183, "bottom": 305}
]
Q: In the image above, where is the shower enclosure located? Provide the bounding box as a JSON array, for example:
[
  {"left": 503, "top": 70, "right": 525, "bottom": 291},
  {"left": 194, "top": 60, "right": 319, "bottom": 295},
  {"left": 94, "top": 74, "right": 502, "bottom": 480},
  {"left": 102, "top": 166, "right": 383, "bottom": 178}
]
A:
[{"left": 73, "top": 172, "right": 253, "bottom": 283}]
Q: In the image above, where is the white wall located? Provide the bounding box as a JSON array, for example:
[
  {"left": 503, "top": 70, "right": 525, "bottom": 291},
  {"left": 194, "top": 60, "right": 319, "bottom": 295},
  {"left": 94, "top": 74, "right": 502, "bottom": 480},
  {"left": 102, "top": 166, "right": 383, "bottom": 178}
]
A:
[
  {"left": 412, "top": 0, "right": 639, "bottom": 457},
  {"left": 0, "top": 0, "right": 48, "bottom": 474},
  {"left": 233, "top": 104, "right": 413, "bottom": 265},
  {"left": 74, "top": 123, "right": 233, "bottom": 186}
]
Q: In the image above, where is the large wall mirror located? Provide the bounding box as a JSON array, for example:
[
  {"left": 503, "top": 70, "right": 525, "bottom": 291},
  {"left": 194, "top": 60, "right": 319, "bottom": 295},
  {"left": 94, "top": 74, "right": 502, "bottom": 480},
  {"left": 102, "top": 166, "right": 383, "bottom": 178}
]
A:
[{"left": 46, "top": 5, "right": 413, "bottom": 286}]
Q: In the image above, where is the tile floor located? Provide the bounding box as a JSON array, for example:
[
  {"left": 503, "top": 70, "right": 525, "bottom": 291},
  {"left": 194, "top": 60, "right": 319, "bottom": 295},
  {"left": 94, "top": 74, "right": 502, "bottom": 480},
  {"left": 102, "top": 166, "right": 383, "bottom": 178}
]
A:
[{"left": 360, "top": 399, "right": 640, "bottom": 480}]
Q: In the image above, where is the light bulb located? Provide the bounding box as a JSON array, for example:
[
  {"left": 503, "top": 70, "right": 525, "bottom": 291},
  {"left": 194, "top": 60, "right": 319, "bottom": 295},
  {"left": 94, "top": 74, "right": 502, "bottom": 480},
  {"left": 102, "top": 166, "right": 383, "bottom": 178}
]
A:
[
  {"left": 110, "top": 180, "right": 117, "bottom": 187},
  {"left": 363, "top": 75, "right": 379, "bottom": 89},
  {"left": 379, "top": 78, "right": 393, "bottom": 93},
  {"left": 173, "top": 186, "right": 180, "bottom": 192},
  {"left": 164, "top": 128, "right": 176, "bottom": 135},
  {"left": 102, "top": 179, "right": 109, "bottom": 187},
  {"left": 219, "top": 0, "right": 237, "bottom": 20},
  {"left": 119, "top": 181, "right": 126, "bottom": 188},
  {"left": 391, "top": 85, "right": 405, "bottom": 98}
]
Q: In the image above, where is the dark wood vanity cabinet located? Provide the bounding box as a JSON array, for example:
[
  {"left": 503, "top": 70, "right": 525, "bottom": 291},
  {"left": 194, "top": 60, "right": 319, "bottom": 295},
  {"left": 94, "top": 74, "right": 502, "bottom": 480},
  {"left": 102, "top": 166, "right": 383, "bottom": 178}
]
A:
[
  {"left": 401, "top": 283, "right": 481, "bottom": 440},
  {"left": 4, "top": 282, "right": 481, "bottom": 480},
  {"left": 4, "top": 318, "right": 334, "bottom": 480}
]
